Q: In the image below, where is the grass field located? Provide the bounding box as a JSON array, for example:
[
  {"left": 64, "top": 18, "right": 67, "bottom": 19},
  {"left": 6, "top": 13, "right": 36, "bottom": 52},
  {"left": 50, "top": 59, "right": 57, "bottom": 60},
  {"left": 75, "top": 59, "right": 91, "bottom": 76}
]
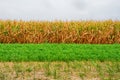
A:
[
  {"left": 0, "top": 44, "right": 120, "bottom": 62},
  {"left": 1, "top": 44, "right": 120, "bottom": 80}
]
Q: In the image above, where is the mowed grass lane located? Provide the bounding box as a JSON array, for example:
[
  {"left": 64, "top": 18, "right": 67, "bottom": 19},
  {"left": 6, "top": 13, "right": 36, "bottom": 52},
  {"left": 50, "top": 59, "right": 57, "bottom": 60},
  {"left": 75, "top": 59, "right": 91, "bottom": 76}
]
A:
[{"left": 0, "top": 44, "right": 120, "bottom": 61}]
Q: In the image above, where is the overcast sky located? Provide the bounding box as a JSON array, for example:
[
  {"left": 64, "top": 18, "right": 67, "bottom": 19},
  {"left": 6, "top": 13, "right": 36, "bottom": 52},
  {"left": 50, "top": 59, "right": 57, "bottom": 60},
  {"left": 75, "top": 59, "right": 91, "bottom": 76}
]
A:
[{"left": 0, "top": 0, "right": 120, "bottom": 21}]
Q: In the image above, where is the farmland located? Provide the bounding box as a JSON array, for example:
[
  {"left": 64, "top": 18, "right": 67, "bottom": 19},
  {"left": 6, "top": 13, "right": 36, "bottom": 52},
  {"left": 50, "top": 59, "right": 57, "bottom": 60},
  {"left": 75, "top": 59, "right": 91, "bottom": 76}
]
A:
[
  {"left": 0, "top": 61, "right": 120, "bottom": 80},
  {"left": 0, "top": 20, "right": 120, "bottom": 80},
  {"left": 0, "top": 20, "right": 120, "bottom": 44}
]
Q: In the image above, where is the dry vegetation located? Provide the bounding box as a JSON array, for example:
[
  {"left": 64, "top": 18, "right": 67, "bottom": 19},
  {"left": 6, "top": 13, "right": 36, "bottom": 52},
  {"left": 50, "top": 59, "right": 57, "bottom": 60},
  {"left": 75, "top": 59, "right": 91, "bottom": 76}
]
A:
[
  {"left": 0, "top": 20, "right": 120, "bottom": 43},
  {"left": 0, "top": 61, "right": 120, "bottom": 80}
]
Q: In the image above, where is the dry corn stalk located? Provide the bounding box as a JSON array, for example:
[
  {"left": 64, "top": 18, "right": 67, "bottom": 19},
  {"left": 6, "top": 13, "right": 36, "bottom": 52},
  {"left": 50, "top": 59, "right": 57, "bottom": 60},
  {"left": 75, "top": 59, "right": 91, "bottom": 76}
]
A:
[{"left": 0, "top": 20, "right": 120, "bottom": 44}]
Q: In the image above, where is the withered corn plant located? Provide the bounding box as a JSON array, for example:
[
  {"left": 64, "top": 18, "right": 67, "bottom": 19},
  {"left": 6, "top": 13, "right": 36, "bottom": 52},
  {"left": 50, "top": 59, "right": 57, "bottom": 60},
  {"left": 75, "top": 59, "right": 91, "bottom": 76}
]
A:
[{"left": 0, "top": 20, "right": 120, "bottom": 44}]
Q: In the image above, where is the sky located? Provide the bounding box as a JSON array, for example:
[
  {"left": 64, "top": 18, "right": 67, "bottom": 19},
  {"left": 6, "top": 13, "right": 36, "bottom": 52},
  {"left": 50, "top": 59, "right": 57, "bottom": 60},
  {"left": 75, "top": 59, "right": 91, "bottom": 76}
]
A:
[{"left": 0, "top": 0, "right": 120, "bottom": 21}]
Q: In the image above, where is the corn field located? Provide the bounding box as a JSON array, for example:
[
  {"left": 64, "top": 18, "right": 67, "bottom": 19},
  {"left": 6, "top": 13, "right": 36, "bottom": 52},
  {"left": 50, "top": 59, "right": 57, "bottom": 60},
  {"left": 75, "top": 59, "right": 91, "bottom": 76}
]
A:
[{"left": 0, "top": 20, "right": 120, "bottom": 44}]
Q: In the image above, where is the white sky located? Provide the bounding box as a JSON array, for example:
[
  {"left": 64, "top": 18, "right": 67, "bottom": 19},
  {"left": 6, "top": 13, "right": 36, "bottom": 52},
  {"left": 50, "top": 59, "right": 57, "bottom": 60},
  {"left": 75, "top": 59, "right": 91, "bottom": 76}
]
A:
[{"left": 0, "top": 0, "right": 120, "bottom": 21}]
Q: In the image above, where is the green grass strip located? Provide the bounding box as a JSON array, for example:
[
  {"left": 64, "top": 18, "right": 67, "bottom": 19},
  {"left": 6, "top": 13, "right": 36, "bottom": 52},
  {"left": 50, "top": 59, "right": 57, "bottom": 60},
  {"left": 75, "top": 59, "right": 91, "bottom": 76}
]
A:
[{"left": 0, "top": 44, "right": 120, "bottom": 62}]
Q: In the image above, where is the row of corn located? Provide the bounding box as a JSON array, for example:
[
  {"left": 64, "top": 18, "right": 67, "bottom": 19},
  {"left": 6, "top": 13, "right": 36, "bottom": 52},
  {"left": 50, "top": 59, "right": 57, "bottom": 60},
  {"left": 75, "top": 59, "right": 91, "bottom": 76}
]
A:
[{"left": 0, "top": 20, "right": 120, "bottom": 44}]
